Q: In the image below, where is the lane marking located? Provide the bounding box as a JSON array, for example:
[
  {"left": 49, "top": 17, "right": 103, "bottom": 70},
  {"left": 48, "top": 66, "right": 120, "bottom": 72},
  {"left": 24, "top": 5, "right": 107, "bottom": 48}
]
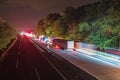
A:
[
  {"left": 35, "top": 67, "right": 41, "bottom": 80},
  {"left": 16, "top": 59, "right": 19, "bottom": 69},
  {"left": 30, "top": 39, "right": 68, "bottom": 80},
  {"left": 0, "top": 37, "right": 18, "bottom": 63},
  {"left": 41, "top": 54, "right": 68, "bottom": 80},
  {"left": 30, "top": 40, "right": 45, "bottom": 53}
]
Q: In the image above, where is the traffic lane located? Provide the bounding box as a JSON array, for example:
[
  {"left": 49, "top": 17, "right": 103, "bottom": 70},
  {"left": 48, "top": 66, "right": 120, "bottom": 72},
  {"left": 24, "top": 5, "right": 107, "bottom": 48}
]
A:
[
  {"left": 0, "top": 36, "right": 37, "bottom": 80},
  {"left": 33, "top": 40, "right": 98, "bottom": 80},
  {"left": 0, "top": 35, "right": 20, "bottom": 69},
  {"left": 19, "top": 36, "right": 65, "bottom": 80},
  {"left": 0, "top": 36, "right": 22, "bottom": 80},
  {"left": 67, "top": 51, "right": 120, "bottom": 80},
  {"left": 16, "top": 36, "right": 40, "bottom": 80},
  {"left": 0, "top": 35, "right": 65, "bottom": 80}
]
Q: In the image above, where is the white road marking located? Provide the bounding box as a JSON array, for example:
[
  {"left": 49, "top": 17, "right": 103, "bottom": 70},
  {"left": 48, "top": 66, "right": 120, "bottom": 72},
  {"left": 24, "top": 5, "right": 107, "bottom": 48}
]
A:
[
  {"left": 30, "top": 39, "right": 68, "bottom": 80},
  {"left": 41, "top": 53, "right": 68, "bottom": 80},
  {"left": 35, "top": 67, "right": 41, "bottom": 80},
  {"left": 16, "top": 59, "right": 19, "bottom": 69}
]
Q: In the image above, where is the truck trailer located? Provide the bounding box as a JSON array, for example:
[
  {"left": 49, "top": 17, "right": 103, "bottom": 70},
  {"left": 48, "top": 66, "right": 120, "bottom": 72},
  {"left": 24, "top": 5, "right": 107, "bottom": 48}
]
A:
[{"left": 52, "top": 39, "right": 74, "bottom": 51}]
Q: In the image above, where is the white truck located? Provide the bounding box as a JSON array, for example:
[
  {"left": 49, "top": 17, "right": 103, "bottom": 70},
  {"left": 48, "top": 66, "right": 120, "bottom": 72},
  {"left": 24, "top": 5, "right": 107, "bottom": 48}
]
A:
[{"left": 52, "top": 39, "right": 74, "bottom": 51}]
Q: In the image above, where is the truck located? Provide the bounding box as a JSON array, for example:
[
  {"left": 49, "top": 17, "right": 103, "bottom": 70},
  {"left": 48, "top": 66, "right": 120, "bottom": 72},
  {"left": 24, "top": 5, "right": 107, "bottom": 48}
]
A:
[{"left": 52, "top": 39, "right": 74, "bottom": 51}]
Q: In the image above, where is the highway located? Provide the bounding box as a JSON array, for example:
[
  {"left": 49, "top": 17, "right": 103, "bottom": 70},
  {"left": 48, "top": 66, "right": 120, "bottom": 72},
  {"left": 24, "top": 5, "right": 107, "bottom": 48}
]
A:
[
  {"left": 33, "top": 39, "right": 120, "bottom": 80},
  {"left": 1, "top": 34, "right": 119, "bottom": 80},
  {"left": 0, "top": 35, "right": 65, "bottom": 80}
]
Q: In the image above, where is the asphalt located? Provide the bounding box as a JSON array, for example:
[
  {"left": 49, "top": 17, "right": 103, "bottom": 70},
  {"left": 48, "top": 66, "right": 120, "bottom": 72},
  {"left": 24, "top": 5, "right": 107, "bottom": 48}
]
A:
[
  {"left": 33, "top": 38, "right": 120, "bottom": 80},
  {"left": 0, "top": 35, "right": 65, "bottom": 80}
]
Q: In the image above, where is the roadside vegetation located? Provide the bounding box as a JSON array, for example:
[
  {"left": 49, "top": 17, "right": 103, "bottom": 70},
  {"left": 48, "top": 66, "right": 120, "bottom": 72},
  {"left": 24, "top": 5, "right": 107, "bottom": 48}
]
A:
[
  {"left": 36, "top": 0, "right": 120, "bottom": 50},
  {"left": 0, "top": 17, "right": 17, "bottom": 51}
]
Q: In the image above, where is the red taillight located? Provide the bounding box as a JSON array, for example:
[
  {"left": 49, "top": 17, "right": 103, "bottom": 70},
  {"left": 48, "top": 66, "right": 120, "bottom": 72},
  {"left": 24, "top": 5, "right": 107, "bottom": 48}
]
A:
[{"left": 55, "top": 45, "right": 60, "bottom": 49}]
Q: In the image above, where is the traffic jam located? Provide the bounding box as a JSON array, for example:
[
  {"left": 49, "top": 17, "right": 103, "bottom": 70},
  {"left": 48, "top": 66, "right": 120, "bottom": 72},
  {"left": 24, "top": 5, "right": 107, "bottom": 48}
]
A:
[{"left": 20, "top": 31, "right": 120, "bottom": 67}]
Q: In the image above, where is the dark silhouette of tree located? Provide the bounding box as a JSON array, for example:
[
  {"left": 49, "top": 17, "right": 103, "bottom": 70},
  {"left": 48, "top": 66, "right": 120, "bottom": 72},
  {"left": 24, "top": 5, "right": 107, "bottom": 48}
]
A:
[{"left": 0, "top": 17, "right": 17, "bottom": 50}]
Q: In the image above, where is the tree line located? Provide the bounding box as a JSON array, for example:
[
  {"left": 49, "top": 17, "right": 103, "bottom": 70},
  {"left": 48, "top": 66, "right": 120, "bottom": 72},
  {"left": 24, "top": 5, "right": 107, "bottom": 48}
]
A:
[
  {"left": 36, "top": 0, "right": 120, "bottom": 50},
  {"left": 0, "top": 17, "right": 17, "bottom": 51}
]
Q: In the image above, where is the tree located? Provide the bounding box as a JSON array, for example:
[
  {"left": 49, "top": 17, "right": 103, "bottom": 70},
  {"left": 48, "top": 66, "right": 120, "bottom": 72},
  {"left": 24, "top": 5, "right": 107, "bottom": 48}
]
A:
[
  {"left": 78, "top": 21, "right": 91, "bottom": 42},
  {"left": 52, "top": 18, "right": 67, "bottom": 38},
  {"left": 36, "top": 13, "right": 61, "bottom": 36},
  {"left": 0, "top": 17, "right": 17, "bottom": 51}
]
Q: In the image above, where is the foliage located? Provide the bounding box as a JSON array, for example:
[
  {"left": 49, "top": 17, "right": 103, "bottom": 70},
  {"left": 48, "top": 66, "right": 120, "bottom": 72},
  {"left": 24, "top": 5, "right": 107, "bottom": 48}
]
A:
[
  {"left": 0, "top": 18, "right": 17, "bottom": 51},
  {"left": 35, "top": 0, "right": 120, "bottom": 50}
]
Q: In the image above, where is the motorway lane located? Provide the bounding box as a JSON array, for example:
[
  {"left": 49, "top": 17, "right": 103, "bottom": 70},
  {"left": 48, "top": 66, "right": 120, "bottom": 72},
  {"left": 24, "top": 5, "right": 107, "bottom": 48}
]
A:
[{"left": 0, "top": 35, "right": 65, "bottom": 80}]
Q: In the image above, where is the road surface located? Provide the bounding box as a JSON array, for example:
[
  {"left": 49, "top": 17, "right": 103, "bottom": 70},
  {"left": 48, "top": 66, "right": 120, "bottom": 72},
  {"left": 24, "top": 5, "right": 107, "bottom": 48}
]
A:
[
  {"left": 33, "top": 39, "right": 120, "bottom": 80},
  {"left": 0, "top": 35, "right": 65, "bottom": 80}
]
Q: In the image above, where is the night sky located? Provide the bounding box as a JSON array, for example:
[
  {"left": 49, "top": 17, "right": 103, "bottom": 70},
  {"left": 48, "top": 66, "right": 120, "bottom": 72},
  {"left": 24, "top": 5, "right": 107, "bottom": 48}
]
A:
[{"left": 0, "top": 0, "right": 100, "bottom": 31}]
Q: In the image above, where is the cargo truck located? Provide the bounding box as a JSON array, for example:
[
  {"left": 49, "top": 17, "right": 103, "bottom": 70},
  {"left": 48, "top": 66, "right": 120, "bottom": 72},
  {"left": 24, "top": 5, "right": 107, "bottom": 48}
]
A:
[{"left": 52, "top": 39, "right": 74, "bottom": 51}]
